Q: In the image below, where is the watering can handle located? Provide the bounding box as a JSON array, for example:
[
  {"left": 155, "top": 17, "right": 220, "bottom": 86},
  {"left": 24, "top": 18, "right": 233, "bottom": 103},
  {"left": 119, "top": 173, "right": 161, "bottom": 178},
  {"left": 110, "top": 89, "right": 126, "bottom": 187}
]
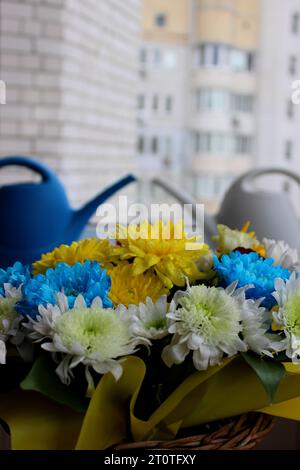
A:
[
  {"left": 0, "top": 156, "right": 53, "bottom": 182},
  {"left": 238, "top": 167, "right": 300, "bottom": 189}
]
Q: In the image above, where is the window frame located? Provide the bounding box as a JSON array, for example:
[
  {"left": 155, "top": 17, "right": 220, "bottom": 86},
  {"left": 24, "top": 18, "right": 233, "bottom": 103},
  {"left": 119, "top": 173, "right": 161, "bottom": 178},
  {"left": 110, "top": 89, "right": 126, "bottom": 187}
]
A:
[
  {"left": 151, "top": 136, "right": 159, "bottom": 154},
  {"left": 284, "top": 140, "right": 293, "bottom": 159},
  {"left": 165, "top": 95, "right": 173, "bottom": 113},
  {"left": 137, "top": 136, "right": 144, "bottom": 154},
  {"left": 138, "top": 94, "right": 145, "bottom": 110},
  {"left": 155, "top": 13, "right": 167, "bottom": 28},
  {"left": 289, "top": 55, "right": 297, "bottom": 76},
  {"left": 292, "top": 13, "right": 300, "bottom": 34},
  {"left": 152, "top": 94, "right": 159, "bottom": 111}
]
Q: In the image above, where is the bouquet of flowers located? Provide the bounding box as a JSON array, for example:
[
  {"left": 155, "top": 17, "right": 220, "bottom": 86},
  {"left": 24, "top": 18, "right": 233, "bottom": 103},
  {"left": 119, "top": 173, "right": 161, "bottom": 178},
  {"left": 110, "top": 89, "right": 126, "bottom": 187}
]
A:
[{"left": 2, "top": 220, "right": 300, "bottom": 450}]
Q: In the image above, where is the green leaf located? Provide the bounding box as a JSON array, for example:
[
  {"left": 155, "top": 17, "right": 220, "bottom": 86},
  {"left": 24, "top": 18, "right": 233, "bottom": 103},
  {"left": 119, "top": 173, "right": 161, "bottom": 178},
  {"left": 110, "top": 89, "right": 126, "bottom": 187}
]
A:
[
  {"left": 20, "top": 355, "right": 88, "bottom": 413},
  {"left": 242, "top": 352, "right": 285, "bottom": 403}
]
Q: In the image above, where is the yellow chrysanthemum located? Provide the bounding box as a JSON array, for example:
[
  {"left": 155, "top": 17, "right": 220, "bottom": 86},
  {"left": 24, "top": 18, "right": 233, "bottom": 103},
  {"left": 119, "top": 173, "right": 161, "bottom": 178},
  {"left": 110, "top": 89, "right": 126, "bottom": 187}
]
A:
[
  {"left": 113, "top": 220, "right": 210, "bottom": 289},
  {"left": 33, "top": 238, "right": 122, "bottom": 275},
  {"left": 108, "top": 261, "right": 168, "bottom": 307},
  {"left": 213, "top": 222, "right": 266, "bottom": 257}
]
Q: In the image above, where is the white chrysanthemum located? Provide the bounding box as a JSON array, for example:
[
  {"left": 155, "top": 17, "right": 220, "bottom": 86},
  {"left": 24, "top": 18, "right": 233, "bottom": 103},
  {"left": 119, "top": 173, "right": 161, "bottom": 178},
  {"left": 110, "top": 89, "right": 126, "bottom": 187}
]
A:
[
  {"left": 272, "top": 273, "right": 300, "bottom": 362},
  {"left": 162, "top": 282, "right": 247, "bottom": 371},
  {"left": 29, "top": 293, "right": 150, "bottom": 387},
  {"left": 0, "top": 284, "right": 24, "bottom": 364},
  {"left": 263, "top": 238, "right": 300, "bottom": 271},
  {"left": 127, "top": 296, "right": 169, "bottom": 340},
  {"left": 240, "top": 298, "right": 284, "bottom": 357}
]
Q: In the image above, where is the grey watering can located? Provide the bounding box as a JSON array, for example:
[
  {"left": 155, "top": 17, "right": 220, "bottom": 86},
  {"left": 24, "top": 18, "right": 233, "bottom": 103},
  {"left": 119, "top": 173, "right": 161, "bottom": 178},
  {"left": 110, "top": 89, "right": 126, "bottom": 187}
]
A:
[
  {"left": 207, "top": 168, "right": 300, "bottom": 251},
  {"left": 152, "top": 168, "right": 300, "bottom": 251}
]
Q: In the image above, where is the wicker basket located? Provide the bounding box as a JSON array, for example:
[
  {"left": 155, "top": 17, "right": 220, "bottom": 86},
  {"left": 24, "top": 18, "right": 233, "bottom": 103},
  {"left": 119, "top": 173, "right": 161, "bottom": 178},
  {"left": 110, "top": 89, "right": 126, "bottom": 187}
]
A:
[
  {"left": 114, "top": 413, "right": 274, "bottom": 451},
  {"left": 0, "top": 412, "right": 274, "bottom": 450}
]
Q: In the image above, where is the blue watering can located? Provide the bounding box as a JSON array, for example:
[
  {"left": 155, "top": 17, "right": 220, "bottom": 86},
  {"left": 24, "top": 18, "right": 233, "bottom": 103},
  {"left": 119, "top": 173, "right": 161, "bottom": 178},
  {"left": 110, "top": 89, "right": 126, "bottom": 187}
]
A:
[{"left": 0, "top": 156, "right": 136, "bottom": 268}]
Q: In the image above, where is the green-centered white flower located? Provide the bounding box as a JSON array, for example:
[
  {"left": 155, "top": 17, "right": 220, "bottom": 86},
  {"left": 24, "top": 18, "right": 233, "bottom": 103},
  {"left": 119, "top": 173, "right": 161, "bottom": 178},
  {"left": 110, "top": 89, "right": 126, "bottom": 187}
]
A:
[
  {"left": 263, "top": 238, "right": 300, "bottom": 271},
  {"left": 272, "top": 273, "right": 300, "bottom": 361},
  {"left": 29, "top": 293, "right": 150, "bottom": 388},
  {"left": 0, "top": 284, "right": 24, "bottom": 364},
  {"left": 162, "top": 282, "right": 247, "bottom": 371},
  {"left": 240, "top": 298, "right": 284, "bottom": 357},
  {"left": 127, "top": 296, "right": 169, "bottom": 340}
]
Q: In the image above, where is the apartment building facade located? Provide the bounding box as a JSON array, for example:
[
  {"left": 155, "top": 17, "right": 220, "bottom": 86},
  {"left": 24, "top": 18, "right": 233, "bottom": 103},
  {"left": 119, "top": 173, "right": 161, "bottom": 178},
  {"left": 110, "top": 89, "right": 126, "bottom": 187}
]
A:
[
  {"left": 257, "top": 0, "right": 300, "bottom": 200},
  {"left": 137, "top": 0, "right": 190, "bottom": 186},
  {"left": 138, "top": 0, "right": 258, "bottom": 211}
]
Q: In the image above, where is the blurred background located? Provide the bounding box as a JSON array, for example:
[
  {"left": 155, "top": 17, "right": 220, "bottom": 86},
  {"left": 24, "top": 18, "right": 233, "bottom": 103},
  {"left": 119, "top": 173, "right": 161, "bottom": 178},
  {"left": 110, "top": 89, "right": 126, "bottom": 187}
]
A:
[{"left": 0, "top": 0, "right": 299, "bottom": 214}]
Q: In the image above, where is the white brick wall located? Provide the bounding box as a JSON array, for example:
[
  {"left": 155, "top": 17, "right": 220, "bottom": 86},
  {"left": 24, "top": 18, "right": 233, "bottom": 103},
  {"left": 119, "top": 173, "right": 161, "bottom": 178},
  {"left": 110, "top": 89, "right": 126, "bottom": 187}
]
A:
[{"left": 0, "top": 0, "right": 141, "bottom": 207}]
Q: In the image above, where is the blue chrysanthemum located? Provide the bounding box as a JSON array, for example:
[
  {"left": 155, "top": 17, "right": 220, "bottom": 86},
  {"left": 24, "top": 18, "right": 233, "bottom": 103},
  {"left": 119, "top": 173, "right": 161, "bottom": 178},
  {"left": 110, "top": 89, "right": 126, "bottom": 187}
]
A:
[
  {"left": 16, "top": 260, "right": 112, "bottom": 318},
  {"left": 0, "top": 262, "right": 31, "bottom": 296},
  {"left": 214, "top": 251, "right": 291, "bottom": 308}
]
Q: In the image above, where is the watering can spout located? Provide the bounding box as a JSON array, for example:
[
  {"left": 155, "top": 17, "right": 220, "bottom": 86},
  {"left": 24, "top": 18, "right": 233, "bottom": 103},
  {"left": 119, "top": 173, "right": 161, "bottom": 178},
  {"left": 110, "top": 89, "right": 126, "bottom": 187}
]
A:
[{"left": 70, "top": 174, "right": 136, "bottom": 239}]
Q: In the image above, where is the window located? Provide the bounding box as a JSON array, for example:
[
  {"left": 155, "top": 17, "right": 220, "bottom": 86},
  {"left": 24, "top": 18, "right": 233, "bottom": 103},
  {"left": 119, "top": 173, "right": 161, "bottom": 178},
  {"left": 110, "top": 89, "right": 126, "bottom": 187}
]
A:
[
  {"left": 247, "top": 52, "right": 254, "bottom": 72},
  {"left": 198, "top": 133, "right": 211, "bottom": 153},
  {"left": 195, "top": 44, "right": 254, "bottom": 72},
  {"left": 212, "top": 44, "right": 219, "bottom": 65},
  {"left": 195, "top": 133, "right": 200, "bottom": 153},
  {"left": 137, "top": 136, "right": 144, "bottom": 154},
  {"left": 289, "top": 56, "right": 297, "bottom": 76},
  {"left": 195, "top": 44, "right": 216, "bottom": 67},
  {"left": 138, "top": 94, "right": 145, "bottom": 110},
  {"left": 196, "top": 89, "right": 229, "bottom": 112},
  {"left": 234, "top": 135, "right": 252, "bottom": 155},
  {"left": 198, "top": 44, "right": 205, "bottom": 66},
  {"left": 232, "top": 94, "right": 254, "bottom": 113},
  {"left": 151, "top": 137, "right": 158, "bottom": 154},
  {"left": 210, "top": 134, "right": 225, "bottom": 153},
  {"left": 196, "top": 90, "right": 207, "bottom": 111},
  {"left": 218, "top": 44, "right": 229, "bottom": 67},
  {"left": 153, "top": 48, "right": 161, "bottom": 65},
  {"left": 230, "top": 49, "right": 255, "bottom": 72},
  {"left": 139, "top": 48, "right": 147, "bottom": 64},
  {"left": 152, "top": 94, "right": 159, "bottom": 111},
  {"left": 195, "top": 44, "right": 230, "bottom": 68},
  {"left": 230, "top": 49, "right": 248, "bottom": 71},
  {"left": 155, "top": 13, "right": 167, "bottom": 27},
  {"left": 165, "top": 137, "right": 172, "bottom": 157},
  {"left": 164, "top": 50, "right": 177, "bottom": 69},
  {"left": 287, "top": 99, "right": 294, "bottom": 119},
  {"left": 292, "top": 13, "right": 299, "bottom": 34},
  {"left": 210, "top": 90, "right": 228, "bottom": 111},
  {"left": 194, "top": 47, "right": 200, "bottom": 67},
  {"left": 166, "top": 96, "right": 173, "bottom": 113},
  {"left": 207, "top": 44, "right": 222, "bottom": 66},
  {"left": 285, "top": 140, "right": 293, "bottom": 159},
  {"left": 195, "top": 132, "right": 229, "bottom": 154}
]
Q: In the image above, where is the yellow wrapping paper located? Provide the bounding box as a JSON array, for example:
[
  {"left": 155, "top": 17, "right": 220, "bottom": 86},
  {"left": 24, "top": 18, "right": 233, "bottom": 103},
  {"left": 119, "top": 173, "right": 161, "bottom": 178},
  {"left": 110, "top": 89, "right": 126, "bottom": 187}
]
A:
[
  {"left": 0, "top": 389, "right": 83, "bottom": 450},
  {"left": 3, "top": 356, "right": 300, "bottom": 449},
  {"left": 76, "top": 356, "right": 146, "bottom": 449}
]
